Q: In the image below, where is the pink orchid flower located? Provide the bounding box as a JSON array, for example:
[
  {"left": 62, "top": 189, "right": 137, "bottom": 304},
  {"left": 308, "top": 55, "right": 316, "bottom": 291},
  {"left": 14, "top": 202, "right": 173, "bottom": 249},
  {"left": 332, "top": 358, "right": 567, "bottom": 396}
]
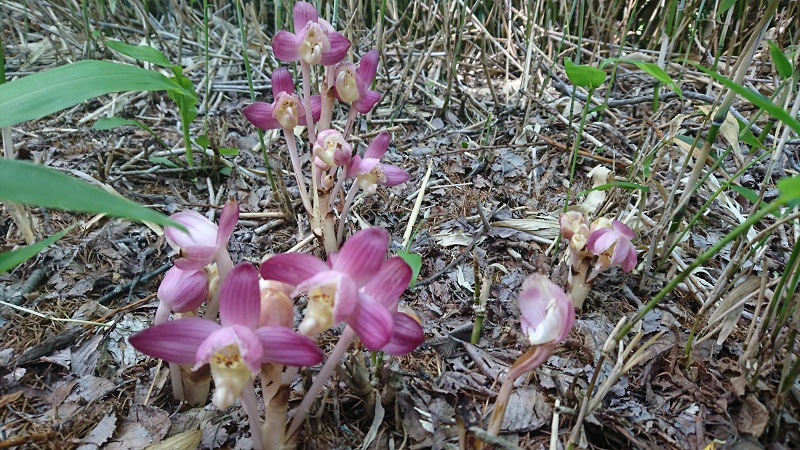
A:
[
  {"left": 348, "top": 132, "right": 410, "bottom": 194},
  {"left": 272, "top": 2, "right": 350, "bottom": 66},
  {"left": 158, "top": 266, "right": 209, "bottom": 313},
  {"left": 586, "top": 219, "right": 637, "bottom": 273},
  {"left": 334, "top": 50, "right": 382, "bottom": 113},
  {"left": 129, "top": 263, "right": 323, "bottom": 409},
  {"left": 259, "top": 227, "right": 395, "bottom": 349},
  {"left": 518, "top": 274, "right": 575, "bottom": 348},
  {"left": 165, "top": 198, "right": 239, "bottom": 272},
  {"left": 242, "top": 68, "right": 322, "bottom": 131},
  {"left": 358, "top": 256, "right": 424, "bottom": 355},
  {"left": 313, "top": 129, "right": 353, "bottom": 169}
]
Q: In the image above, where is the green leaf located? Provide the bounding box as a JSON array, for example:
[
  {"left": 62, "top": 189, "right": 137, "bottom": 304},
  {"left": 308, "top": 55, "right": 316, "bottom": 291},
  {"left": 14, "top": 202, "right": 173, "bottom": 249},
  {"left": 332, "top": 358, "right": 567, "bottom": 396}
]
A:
[
  {"left": 196, "top": 134, "right": 210, "bottom": 149},
  {"left": 148, "top": 156, "right": 179, "bottom": 168},
  {"left": 577, "top": 181, "right": 650, "bottom": 196},
  {"left": 603, "top": 58, "right": 683, "bottom": 98},
  {"left": 716, "top": 0, "right": 737, "bottom": 19},
  {"left": 397, "top": 250, "right": 422, "bottom": 289},
  {"left": 218, "top": 147, "right": 239, "bottom": 156},
  {"left": 0, "top": 159, "right": 180, "bottom": 228},
  {"left": 778, "top": 176, "right": 800, "bottom": 206},
  {"left": 219, "top": 167, "right": 232, "bottom": 176},
  {"left": 0, "top": 226, "right": 74, "bottom": 273},
  {"left": 729, "top": 184, "right": 759, "bottom": 203},
  {"left": 104, "top": 39, "right": 174, "bottom": 68},
  {"left": 692, "top": 62, "right": 800, "bottom": 136},
  {"left": 564, "top": 58, "right": 606, "bottom": 90},
  {"left": 93, "top": 116, "right": 169, "bottom": 149},
  {"left": 768, "top": 41, "right": 793, "bottom": 80},
  {"left": 0, "top": 60, "right": 191, "bottom": 128}
]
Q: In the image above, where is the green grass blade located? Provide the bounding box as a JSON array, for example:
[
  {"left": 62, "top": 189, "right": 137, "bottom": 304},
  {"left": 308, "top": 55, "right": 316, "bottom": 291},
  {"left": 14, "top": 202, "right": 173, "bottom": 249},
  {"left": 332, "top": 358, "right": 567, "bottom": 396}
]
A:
[
  {"left": 0, "top": 60, "right": 190, "bottom": 127},
  {"left": 104, "top": 40, "right": 174, "bottom": 68},
  {"left": 0, "top": 159, "right": 179, "bottom": 228},
  {"left": 603, "top": 58, "right": 683, "bottom": 97},
  {"left": 768, "top": 41, "right": 793, "bottom": 80},
  {"left": 93, "top": 116, "right": 169, "bottom": 148},
  {"left": 0, "top": 226, "right": 74, "bottom": 273}
]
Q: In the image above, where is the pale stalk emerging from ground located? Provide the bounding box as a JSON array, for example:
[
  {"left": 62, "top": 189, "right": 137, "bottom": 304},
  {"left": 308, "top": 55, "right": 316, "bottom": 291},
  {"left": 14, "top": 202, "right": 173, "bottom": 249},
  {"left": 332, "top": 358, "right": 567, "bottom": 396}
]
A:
[{"left": 282, "top": 128, "right": 313, "bottom": 214}]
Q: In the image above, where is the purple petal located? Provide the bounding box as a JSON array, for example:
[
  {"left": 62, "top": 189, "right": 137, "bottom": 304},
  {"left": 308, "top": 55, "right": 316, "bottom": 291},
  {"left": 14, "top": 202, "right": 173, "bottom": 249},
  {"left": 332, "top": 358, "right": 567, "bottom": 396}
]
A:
[
  {"left": 219, "top": 263, "right": 261, "bottom": 328},
  {"left": 613, "top": 238, "right": 637, "bottom": 272},
  {"left": 174, "top": 246, "right": 217, "bottom": 270},
  {"left": 381, "top": 313, "right": 424, "bottom": 356},
  {"left": 348, "top": 156, "right": 379, "bottom": 178},
  {"left": 353, "top": 89, "right": 382, "bottom": 114},
  {"left": 243, "top": 102, "right": 282, "bottom": 130},
  {"left": 293, "top": 2, "right": 318, "bottom": 32},
  {"left": 332, "top": 227, "right": 388, "bottom": 286},
  {"left": 272, "top": 31, "right": 301, "bottom": 62},
  {"left": 357, "top": 50, "right": 379, "bottom": 85},
  {"left": 197, "top": 324, "right": 264, "bottom": 372},
  {"left": 216, "top": 198, "right": 239, "bottom": 249},
  {"left": 158, "top": 267, "right": 209, "bottom": 313},
  {"left": 586, "top": 228, "right": 615, "bottom": 255},
  {"left": 298, "top": 95, "right": 323, "bottom": 125},
  {"left": 362, "top": 257, "right": 410, "bottom": 308},
  {"left": 129, "top": 318, "right": 220, "bottom": 365},
  {"left": 256, "top": 326, "right": 323, "bottom": 366},
  {"left": 320, "top": 31, "right": 350, "bottom": 66},
  {"left": 348, "top": 294, "right": 393, "bottom": 349},
  {"left": 166, "top": 210, "right": 217, "bottom": 249},
  {"left": 363, "top": 132, "right": 390, "bottom": 159},
  {"left": 612, "top": 220, "right": 635, "bottom": 240},
  {"left": 260, "top": 253, "right": 329, "bottom": 286},
  {"left": 381, "top": 164, "right": 410, "bottom": 186},
  {"left": 271, "top": 67, "right": 296, "bottom": 97},
  {"left": 518, "top": 282, "right": 548, "bottom": 335}
]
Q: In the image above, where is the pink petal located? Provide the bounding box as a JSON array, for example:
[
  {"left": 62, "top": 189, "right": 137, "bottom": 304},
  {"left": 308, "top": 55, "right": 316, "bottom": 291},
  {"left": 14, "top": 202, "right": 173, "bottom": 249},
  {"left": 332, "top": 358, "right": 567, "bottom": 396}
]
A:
[
  {"left": 357, "top": 50, "right": 379, "bottom": 85},
  {"left": 352, "top": 90, "right": 382, "bottom": 114},
  {"left": 332, "top": 227, "right": 388, "bottom": 286},
  {"left": 260, "top": 253, "right": 329, "bottom": 286},
  {"left": 158, "top": 267, "right": 209, "bottom": 313},
  {"left": 243, "top": 102, "right": 282, "bottom": 130},
  {"left": 272, "top": 31, "right": 301, "bottom": 62},
  {"left": 586, "top": 228, "right": 615, "bottom": 255},
  {"left": 298, "top": 95, "right": 322, "bottom": 126},
  {"left": 174, "top": 245, "right": 217, "bottom": 270},
  {"left": 320, "top": 31, "right": 350, "bottom": 66},
  {"left": 219, "top": 263, "right": 261, "bottom": 328},
  {"left": 271, "top": 67, "right": 296, "bottom": 97},
  {"left": 381, "top": 312, "right": 424, "bottom": 356},
  {"left": 612, "top": 220, "right": 635, "bottom": 240},
  {"left": 166, "top": 210, "right": 217, "bottom": 249},
  {"left": 293, "top": 2, "right": 318, "bottom": 32},
  {"left": 129, "top": 317, "right": 220, "bottom": 365},
  {"left": 612, "top": 238, "right": 637, "bottom": 272},
  {"left": 256, "top": 326, "right": 323, "bottom": 366},
  {"left": 197, "top": 324, "right": 264, "bottom": 372},
  {"left": 556, "top": 295, "right": 576, "bottom": 342},
  {"left": 381, "top": 164, "right": 410, "bottom": 186},
  {"left": 363, "top": 132, "right": 390, "bottom": 159},
  {"left": 348, "top": 294, "right": 393, "bottom": 349},
  {"left": 518, "top": 282, "right": 548, "bottom": 334},
  {"left": 348, "top": 156, "right": 379, "bottom": 177},
  {"left": 296, "top": 270, "right": 359, "bottom": 323},
  {"left": 362, "top": 257, "right": 410, "bottom": 309},
  {"left": 216, "top": 198, "right": 239, "bottom": 249}
]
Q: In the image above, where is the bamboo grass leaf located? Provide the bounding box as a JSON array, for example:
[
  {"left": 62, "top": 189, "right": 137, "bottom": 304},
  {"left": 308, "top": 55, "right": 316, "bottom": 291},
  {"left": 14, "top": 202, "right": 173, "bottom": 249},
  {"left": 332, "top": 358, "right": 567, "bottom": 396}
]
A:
[
  {"left": 0, "top": 159, "right": 179, "bottom": 228},
  {"left": 0, "top": 226, "right": 74, "bottom": 273},
  {"left": 398, "top": 250, "right": 422, "bottom": 288},
  {"left": 0, "top": 60, "right": 191, "bottom": 127},
  {"left": 768, "top": 41, "right": 793, "bottom": 80},
  {"left": 778, "top": 176, "right": 800, "bottom": 206},
  {"left": 104, "top": 40, "right": 175, "bottom": 68},
  {"left": 564, "top": 59, "right": 606, "bottom": 90},
  {"left": 603, "top": 58, "right": 683, "bottom": 97},
  {"left": 93, "top": 116, "right": 169, "bottom": 148}
]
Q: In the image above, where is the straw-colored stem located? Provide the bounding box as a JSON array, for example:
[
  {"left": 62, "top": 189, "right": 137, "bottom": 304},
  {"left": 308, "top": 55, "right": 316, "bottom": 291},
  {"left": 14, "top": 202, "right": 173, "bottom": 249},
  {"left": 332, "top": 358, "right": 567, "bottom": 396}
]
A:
[
  {"left": 240, "top": 382, "right": 265, "bottom": 450},
  {"left": 336, "top": 183, "right": 361, "bottom": 244},
  {"left": 282, "top": 128, "right": 313, "bottom": 214}
]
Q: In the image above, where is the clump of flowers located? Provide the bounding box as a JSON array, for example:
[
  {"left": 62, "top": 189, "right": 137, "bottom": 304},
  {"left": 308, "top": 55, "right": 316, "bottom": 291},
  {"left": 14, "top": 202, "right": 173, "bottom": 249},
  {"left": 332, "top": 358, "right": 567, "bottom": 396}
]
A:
[{"left": 559, "top": 211, "right": 638, "bottom": 309}]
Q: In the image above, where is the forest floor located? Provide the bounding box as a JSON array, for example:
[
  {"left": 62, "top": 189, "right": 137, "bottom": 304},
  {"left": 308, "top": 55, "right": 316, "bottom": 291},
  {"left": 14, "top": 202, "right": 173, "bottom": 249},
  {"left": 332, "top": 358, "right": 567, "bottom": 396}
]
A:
[{"left": 1, "top": 2, "right": 799, "bottom": 449}]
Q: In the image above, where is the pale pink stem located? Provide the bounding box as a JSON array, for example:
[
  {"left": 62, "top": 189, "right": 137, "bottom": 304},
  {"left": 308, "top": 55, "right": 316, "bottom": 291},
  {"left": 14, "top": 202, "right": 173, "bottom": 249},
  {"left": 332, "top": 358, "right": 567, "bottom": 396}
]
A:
[
  {"left": 327, "top": 168, "right": 347, "bottom": 211},
  {"left": 260, "top": 365, "right": 286, "bottom": 450},
  {"left": 206, "top": 248, "right": 234, "bottom": 322},
  {"left": 343, "top": 107, "right": 358, "bottom": 139},
  {"left": 240, "top": 381, "right": 265, "bottom": 450},
  {"left": 300, "top": 62, "right": 316, "bottom": 144},
  {"left": 283, "top": 128, "right": 313, "bottom": 214},
  {"left": 317, "top": 67, "right": 335, "bottom": 132},
  {"left": 154, "top": 301, "right": 185, "bottom": 401},
  {"left": 286, "top": 326, "right": 357, "bottom": 439},
  {"left": 336, "top": 183, "right": 361, "bottom": 244}
]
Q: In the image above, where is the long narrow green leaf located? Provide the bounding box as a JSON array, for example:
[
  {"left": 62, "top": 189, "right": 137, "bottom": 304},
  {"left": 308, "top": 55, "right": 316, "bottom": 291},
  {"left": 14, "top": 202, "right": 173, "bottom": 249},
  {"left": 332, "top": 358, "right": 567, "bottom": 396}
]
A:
[
  {"left": 0, "top": 60, "right": 191, "bottom": 127},
  {"left": 0, "top": 226, "right": 74, "bottom": 273},
  {"left": 768, "top": 41, "right": 793, "bottom": 80},
  {"left": 602, "top": 58, "right": 683, "bottom": 97},
  {"left": 93, "top": 116, "right": 169, "bottom": 148},
  {"left": 692, "top": 63, "right": 800, "bottom": 135},
  {"left": 104, "top": 40, "right": 175, "bottom": 68},
  {"left": 0, "top": 159, "right": 179, "bottom": 228}
]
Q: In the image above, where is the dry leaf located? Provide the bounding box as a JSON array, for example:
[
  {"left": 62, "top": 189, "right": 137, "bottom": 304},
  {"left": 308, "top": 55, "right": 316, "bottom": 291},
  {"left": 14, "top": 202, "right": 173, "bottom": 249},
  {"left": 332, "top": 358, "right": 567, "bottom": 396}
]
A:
[{"left": 145, "top": 429, "right": 203, "bottom": 450}]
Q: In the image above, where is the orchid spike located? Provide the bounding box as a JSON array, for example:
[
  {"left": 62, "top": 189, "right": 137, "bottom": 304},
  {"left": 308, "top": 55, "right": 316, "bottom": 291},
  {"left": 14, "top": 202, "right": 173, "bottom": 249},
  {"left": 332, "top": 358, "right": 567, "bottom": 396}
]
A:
[
  {"left": 158, "top": 266, "right": 209, "bottom": 313},
  {"left": 348, "top": 132, "right": 410, "bottom": 195},
  {"left": 586, "top": 219, "right": 637, "bottom": 274},
  {"left": 259, "top": 227, "right": 395, "bottom": 349},
  {"left": 242, "top": 68, "right": 322, "bottom": 131},
  {"left": 129, "top": 263, "right": 323, "bottom": 410},
  {"left": 165, "top": 198, "right": 239, "bottom": 272},
  {"left": 334, "top": 50, "right": 382, "bottom": 113},
  {"left": 313, "top": 129, "right": 353, "bottom": 169},
  {"left": 272, "top": 2, "right": 350, "bottom": 66}
]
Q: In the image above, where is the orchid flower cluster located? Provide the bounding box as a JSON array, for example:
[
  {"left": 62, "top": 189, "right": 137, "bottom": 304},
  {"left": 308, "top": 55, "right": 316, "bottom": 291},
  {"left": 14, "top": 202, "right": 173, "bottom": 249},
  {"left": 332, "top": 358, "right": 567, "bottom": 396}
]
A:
[
  {"left": 242, "top": 2, "right": 409, "bottom": 255},
  {"left": 129, "top": 201, "right": 424, "bottom": 449},
  {"left": 559, "top": 211, "right": 638, "bottom": 309}
]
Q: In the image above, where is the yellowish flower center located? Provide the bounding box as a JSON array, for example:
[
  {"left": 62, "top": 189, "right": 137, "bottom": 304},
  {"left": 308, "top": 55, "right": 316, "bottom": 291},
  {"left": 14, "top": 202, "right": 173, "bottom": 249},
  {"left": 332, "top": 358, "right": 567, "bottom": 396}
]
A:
[
  {"left": 298, "top": 284, "right": 336, "bottom": 336},
  {"left": 299, "top": 23, "right": 328, "bottom": 65},
  {"left": 209, "top": 344, "right": 253, "bottom": 409},
  {"left": 336, "top": 67, "right": 359, "bottom": 103},
  {"left": 273, "top": 93, "right": 300, "bottom": 129}
]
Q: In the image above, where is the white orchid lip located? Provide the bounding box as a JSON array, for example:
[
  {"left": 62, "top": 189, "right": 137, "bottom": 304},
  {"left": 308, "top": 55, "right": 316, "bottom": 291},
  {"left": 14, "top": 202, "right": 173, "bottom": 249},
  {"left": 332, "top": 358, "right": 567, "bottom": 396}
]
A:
[{"left": 299, "top": 23, "right": 330, "bottom": 65}]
